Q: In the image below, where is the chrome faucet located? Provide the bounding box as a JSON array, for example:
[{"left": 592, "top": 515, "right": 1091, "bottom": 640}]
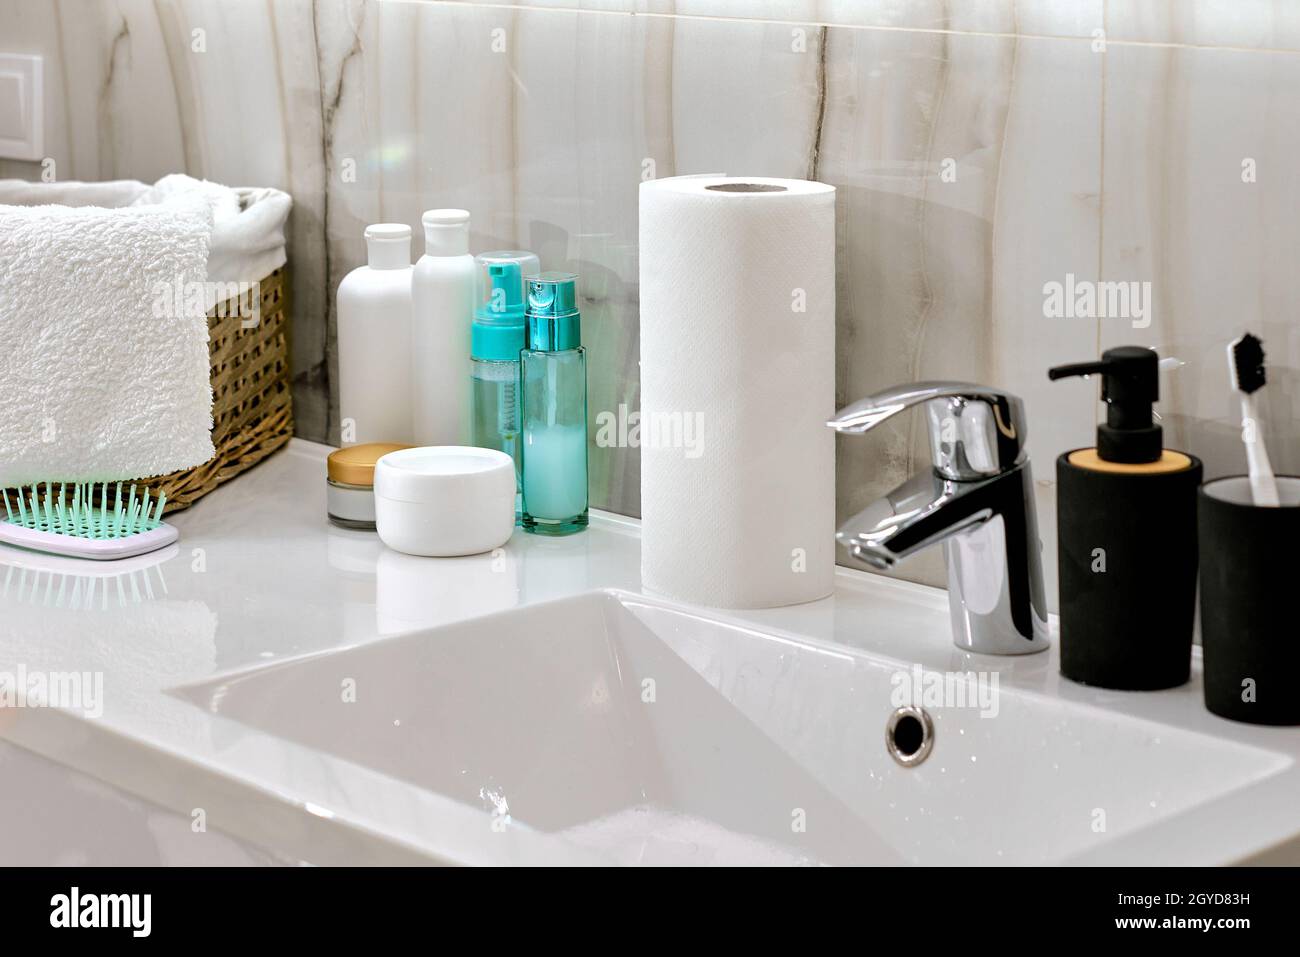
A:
[{"left": 828, "top": 382, "right": 1050, "bottom": 655}]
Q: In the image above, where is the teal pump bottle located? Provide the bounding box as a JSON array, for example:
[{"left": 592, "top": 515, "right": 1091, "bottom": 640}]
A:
[
  {"left": 471, "top": 251, "right": 539, "bottom": 519},
  {"left": 520, "top": 272, "right": 588, "bottom": 535}
]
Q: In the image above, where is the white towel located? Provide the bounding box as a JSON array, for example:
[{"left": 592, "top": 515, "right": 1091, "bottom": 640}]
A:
[
  {"left": 0, "top": 174, "right": 292, "bottom": 310},
  {"left": 135, "top": 175, "right": 290, "bottom": 308},
  {"left": 0, "top": 196, "right": 215, "bottom": 485},
  {"left": 201, "top": 185, "right": 291, "bottom": 308},
  {"left": 0, "top": 178, "right": 151, "bottom": 208},
  {"left": 134, "top": 173, "right": 242, "bottom": 224}
]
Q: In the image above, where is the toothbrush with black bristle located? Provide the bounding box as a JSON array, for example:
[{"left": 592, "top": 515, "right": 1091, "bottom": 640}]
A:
[{"left": 1227, "top": 332, "right": 1280, "bottom": 507}]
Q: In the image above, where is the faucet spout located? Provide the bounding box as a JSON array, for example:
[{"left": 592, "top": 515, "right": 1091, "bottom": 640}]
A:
[
  {"left": 830, "top": 381, "right": 1050, "bottom": 655},
  {"left": 838, "top": 470, "right": 992, "bottom": 567},
  {"left": 838, "top": 466, "right": 1049, "bottom": 654}
]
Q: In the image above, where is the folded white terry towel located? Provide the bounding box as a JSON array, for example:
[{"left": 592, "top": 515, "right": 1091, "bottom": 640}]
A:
[
  {"left": 0, "top": 174, "right": 292, "bottom": 310},
  {"left": 0, "top": 196, "right": 215, "bottom": 486},
  {"left": 0, "top": 178, "right": 151, "bottom": 208}
]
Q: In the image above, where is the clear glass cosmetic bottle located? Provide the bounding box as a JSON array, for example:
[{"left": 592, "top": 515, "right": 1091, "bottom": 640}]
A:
[
  {"left": 520, "top": 272, "right": 588, "bottom": 535},
  {"left": 470, "top": 251, "right": 539, "bottom": 520}
]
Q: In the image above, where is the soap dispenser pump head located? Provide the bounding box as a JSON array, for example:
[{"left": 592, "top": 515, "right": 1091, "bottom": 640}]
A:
[
  {"left": 1048, "top": 345, "right": 1162, "bottom": 464},
  {"left": 471, "top": 251, "right": 540, "bottom": 361},
  {"left": 478, "top": 261, "right": 524, "bottom": 322}
]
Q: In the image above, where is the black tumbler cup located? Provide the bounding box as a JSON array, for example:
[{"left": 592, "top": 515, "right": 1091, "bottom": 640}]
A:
[{"left": 1199, "top": 475, "right": 1300, "bottom": 725}]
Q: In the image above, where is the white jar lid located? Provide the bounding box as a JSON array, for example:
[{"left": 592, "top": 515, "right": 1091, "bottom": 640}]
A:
[{"left": 374, "top": 446, "right": 515, "bottom": 505}]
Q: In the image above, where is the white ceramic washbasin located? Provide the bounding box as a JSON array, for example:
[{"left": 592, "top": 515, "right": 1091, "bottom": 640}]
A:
[
  {"left": 5, "top": 445, "right": 1294, "bottom": 866},
  {"left": 172, "top": 589, "right": 1289, "bottom": 866}
]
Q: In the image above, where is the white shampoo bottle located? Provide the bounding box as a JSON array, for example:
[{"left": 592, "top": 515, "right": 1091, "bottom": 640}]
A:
[
  {"left": 336, "top": 223, "right": 414, "bottom": 444},
  {"left": 412, "top": 208, "right": 476, "bottom": 445}
]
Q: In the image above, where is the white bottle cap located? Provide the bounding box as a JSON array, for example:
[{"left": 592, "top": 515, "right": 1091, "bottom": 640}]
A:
[
  {"left": 422, "top": 208, "right": 471, "bottom": 256},
  {"left": 364, "top": 223, "right": 412, "bottom": 270}
]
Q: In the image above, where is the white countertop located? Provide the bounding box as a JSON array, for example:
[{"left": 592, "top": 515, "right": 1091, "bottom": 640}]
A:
[{"left": 0, "top": 440, "right": 1296, "bottom": 865}]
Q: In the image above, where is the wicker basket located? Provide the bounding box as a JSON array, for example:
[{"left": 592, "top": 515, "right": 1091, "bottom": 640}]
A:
[{"left": 144, "top": 267, "right": 294, "bottom": 512}]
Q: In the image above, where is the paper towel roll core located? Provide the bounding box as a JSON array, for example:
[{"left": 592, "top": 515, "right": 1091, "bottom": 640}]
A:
[{"left": 638, "top": 175, "right": 836, "bottom": 609}]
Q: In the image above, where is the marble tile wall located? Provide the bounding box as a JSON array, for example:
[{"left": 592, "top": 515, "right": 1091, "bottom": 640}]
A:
[{"left": 1, "top": 0, "right": 1297, "bottom": 603}]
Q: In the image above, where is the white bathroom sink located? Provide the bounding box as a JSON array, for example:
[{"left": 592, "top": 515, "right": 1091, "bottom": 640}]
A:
[
  {"left": 5, "top": 445, "right": 1294, "bottom": 867},
  {"left": 172, "top": 589, "right": 1287, "bottom": 866}
]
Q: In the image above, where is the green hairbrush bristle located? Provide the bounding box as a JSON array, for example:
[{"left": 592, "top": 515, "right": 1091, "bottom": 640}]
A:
[{"left": 1, "top": 481, "right": 167, "bottom": 540}]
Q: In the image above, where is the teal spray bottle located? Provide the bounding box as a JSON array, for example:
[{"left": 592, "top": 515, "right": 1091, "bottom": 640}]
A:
[{"left": 520, "top": 272, "right": 588, "bottom": 535}]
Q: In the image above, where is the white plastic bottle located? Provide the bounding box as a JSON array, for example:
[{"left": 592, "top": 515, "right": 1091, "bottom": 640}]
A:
[
  {"left": 336, "top": 223, "right": 414, "bottom": 444},
  {"left": 411, "top": 208, "right": 476, "bottom": 445}
]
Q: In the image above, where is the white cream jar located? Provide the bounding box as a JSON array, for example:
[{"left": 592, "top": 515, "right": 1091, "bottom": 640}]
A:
[{"left": 374, "top": 446, "right": 516, "bottom": 556}]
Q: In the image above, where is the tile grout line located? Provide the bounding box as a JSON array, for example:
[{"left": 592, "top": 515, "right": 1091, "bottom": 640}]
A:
[
  {"left": 806, "top": 25, "right": 828, "bottom": 181},
  {"left": 395, "top": 0, "right": 1300, "bottom": 57}
]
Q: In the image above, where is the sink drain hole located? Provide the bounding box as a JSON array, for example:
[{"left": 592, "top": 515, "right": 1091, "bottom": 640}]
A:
[
  {"left": 886, "top": 706, "right": 934, "bottom": 767},
  {"left": 892, "top": 715, "right": 925, "bottom": 755}
]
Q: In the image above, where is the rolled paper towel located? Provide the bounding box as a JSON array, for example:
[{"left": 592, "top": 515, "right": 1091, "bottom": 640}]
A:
[{"left": 638, "top": 176, "right": 836, "bottom": 608}]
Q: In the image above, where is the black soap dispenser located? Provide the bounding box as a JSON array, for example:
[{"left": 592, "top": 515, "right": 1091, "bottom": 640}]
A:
[{"left": 1048, "top": 347, "right": 1203, "bottom": 690}]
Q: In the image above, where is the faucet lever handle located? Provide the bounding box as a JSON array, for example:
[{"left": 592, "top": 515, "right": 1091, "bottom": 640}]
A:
[{"left": 828, "top": 381, "right": 1027, "bottom": 481}]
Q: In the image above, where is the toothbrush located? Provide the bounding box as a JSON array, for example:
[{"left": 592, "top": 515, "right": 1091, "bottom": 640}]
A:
[{"left": 1227, "top": 332, "right": 1279, "bottom": 507}]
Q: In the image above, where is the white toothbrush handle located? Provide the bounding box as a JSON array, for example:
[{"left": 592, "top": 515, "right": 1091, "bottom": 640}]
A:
[{"left": 1241, "top": 394, "right": 1280, "bottom": 506}]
